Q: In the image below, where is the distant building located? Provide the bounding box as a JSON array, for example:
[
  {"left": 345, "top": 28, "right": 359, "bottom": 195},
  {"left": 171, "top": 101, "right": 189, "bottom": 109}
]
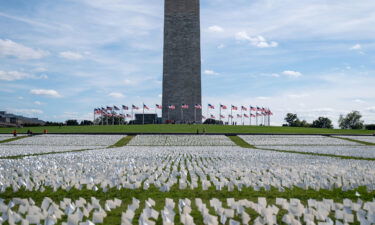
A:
[
  {"left": 133, "top": 113, "right": 162, "bottom": 125},
  {"left": 0, "top": 111, "right": 45, "bottom": 127}
]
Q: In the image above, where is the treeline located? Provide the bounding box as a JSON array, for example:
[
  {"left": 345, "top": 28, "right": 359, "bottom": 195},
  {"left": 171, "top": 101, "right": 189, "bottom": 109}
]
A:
[
  {"left": 43, "top": 120, "right": 94, "bottom": 126},
  {"left": 284, "top": 111, "right": 375, "bottom": 130}
]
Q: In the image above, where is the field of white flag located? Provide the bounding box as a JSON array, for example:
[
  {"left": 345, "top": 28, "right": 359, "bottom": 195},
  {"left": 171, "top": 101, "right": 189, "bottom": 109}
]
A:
[{"left": 0, "top": 134, "right": 375, "bottom": 224}]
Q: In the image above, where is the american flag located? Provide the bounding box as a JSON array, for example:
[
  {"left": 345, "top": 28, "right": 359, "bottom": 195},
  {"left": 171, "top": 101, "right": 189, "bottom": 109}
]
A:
[
  {"left": 232, "top": 105, "right": 238, "bottom": 110},
  {"left": 106, "top": 106, "right": 113, "bottom": 111},
  {"left": 122, "top": 105, "right": 129, "bottom": 110},
  {"left": 237, "top": 114, "right": 242, "bottom": 118},
  {"left": 156, "top": 104, "right": 163, "bottom": 109},
  {"left": 132, "top": 105, "right": 139, "bottom": 110},
  {"left": 208, "top": 104, "right": 215, "bottom": 109},
  {"left": 114, "top": 106, "right": 120, "bottom": 111},
  {"left": 220, "top": 104, "right": 227, "bottom": 109},
  {"left": 244, "top": 114, "right": 249, "bottom": 118},
  {"left": 195, "top": 104, "right": 202, "bottom": 109},
  {"left": 181, "top": 104, "right": 189, "bottom": 109},
  {"left": 256, "top": 113, "right": 261, "bottom": 117},
  {"left": 168, "top": 105, "right": 176, "bottom": 110},
  {"left": 250, "top": 106, "right": 256, "bottom": 111},
  {"left": 220, "top": 114, "right": 225, "bottom": 119},
  {"left": 126, "top": 114, "right": 132, "bottom": 118},
  {"left": 256, "top": 106, "right": 261, "bottom": 111},
  {"left": 250, "top": 114, "right": 256, "bottom": 118},
  {"left": 241, "top": 106, "right": 247, "bottom": 111},
  {"left": 228, "top": 115, "right": 234, "bottom": 118},
  {"left": 210, "top": 114, "right": 216, "bottom": 119},
  {"left": 101, "top": 107, "right": 106, "bottom": 111},
  {"left": 143, "top": 104, "right": 149, "bottom": 110}
]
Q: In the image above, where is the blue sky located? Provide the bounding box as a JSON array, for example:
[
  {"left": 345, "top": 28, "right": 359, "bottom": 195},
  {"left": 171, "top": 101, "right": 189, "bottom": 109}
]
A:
[{"left": 1, "top": 0, "right": 375, "bottom": 126}]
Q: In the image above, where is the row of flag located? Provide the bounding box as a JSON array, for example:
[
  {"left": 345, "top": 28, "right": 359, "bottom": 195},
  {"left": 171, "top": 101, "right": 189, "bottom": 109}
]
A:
[
  {"left": 94, "top": 104, "right": 273, "bottom": 120},
  {"left": 202, "top": 112, "right": 271, "bottom": 120},
  {"left": 95, "top": 104, "right": 273, "bottom": 112}
]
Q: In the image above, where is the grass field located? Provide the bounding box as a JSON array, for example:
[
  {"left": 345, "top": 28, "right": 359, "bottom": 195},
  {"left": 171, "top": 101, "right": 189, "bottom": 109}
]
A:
[{"left": 1, "top": 124, "right": 374, "bottom": 135}]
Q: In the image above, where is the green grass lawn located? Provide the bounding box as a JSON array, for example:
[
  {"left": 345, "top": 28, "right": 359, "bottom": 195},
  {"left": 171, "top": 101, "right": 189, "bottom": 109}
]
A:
[{"left": 1, "top": 124, "right": 374, "bottom": 135}]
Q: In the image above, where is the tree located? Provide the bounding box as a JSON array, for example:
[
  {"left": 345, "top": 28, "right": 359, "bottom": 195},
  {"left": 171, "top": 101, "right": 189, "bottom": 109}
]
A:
[
  {"left": 312, "top": 117, "right": 333, "bottom": 129},
  {"left": 80, "top": 120, "right": 93, "bottom": 126},
  {"left": 66, "top": 120, "right": 79, "bottom": 126},
  {"left": 338, "top": 111, "right": 364, "bottom": 129},
  {"left": 284, "top": 113, "right": 298, "bottom": 126}
]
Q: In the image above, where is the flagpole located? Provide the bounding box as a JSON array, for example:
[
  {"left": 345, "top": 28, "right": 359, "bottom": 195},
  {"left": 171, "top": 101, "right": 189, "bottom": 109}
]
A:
[
  {"left": 154, "top": 106, "right": 157, "bottom": 124},
  {"left": 194, "top": 106, "right": 196, "bottom": 123},
  {"left": 112, "top": 110, "right": 114, "bottom": 126},
  {"left": 219, "top": 104, "right": 221, "bottom": 124},
  {"left": 101, "top": 107, "right": 104, "bottom": 126},
  {"left": 230, "top": 107, "right": 233, "bottom": 125},
  {"left": 240, "top": 108, "right": 243, "bottom": 125},
  {"left": 131, "top": 106, "right": 133, "bottom": 123},
  {"left": 206, "top": 105, "right": 209, "bottom": 121},
  {"left": 142, "top": 103, "right": 145, "bottom": 125},
  {"left": 181, "top": 106, "right": 183, "bottom": 123}
]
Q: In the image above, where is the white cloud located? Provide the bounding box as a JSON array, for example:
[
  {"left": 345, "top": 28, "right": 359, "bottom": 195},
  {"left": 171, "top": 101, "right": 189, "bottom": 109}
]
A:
[
  {"left": 217, "top": 44, "right": 225, "bottom": 49},
  {"left": 282, "top": 70, "right": 303, "bottom": 78},
  {"left": 208, "top": 25, "right": 224, "bottom": 32},
  {"left": 0, "top": 39, "right": 49, "bottom": 59},
  {"left": 158, "top": 94, "right": 162, "bottom": 98},
  {"left": 124, "top": 79, "right": 137, "bottom": 86},
  {"left": 7, "top": 108, "right": 43, "bottom": 116},
  {"left": 59, "top": 51, "right": 84, "bottom": 60},
  {"left": 235, "top": 32, "right": 278, "bottom": 48},
  {"left": 271, "top": 73, "right": 280, "bottom": 78},
  {"left": 287, "top": 94, "right": 309, "bottom": 99},
  {"left": 354, "top": 99, "right": 366, "bottom": 104},
  {"left": 30, "top": 89, "right": 62, "bottom": 98},
  {"left": 0, "top": 70, "right": 48, "bottom": 81},
  {"left": 350, "top": 44, "right": 362, "bottom": 50},
  {"left": 108, "top": 92, "right": 125, "bottom": 98},
  {"left": 34, "top": 101, "right": 42, "bottom": 105},
  {"left": 204, "top": 70, "right": 219, "bottom": 76},
  {"left": 256, "top": 96, "right": 271, "bottom": 100},
  {"left": 366, "top": 107, "right": 375, "bottom": 113}
]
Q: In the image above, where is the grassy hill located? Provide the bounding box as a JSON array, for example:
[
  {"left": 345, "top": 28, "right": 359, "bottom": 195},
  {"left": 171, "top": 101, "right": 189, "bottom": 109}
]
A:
[{"left": 0, "top": 124, "right": 373, "bottom": 135}]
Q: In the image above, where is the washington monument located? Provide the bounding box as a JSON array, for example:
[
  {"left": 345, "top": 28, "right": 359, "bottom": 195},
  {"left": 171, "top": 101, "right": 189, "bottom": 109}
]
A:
[{"left": 162, "top": 0, "right": 202, "bottom": 123}]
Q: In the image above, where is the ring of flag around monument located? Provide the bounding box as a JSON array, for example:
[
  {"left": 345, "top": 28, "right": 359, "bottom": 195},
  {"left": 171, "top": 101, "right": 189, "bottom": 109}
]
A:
[
  {"left": 220, "top": 104, "right": 227, "bottom": 109},
  {"left": 181, "top": 104, "right": 189, "bottom": 109},
  {"left": 208, "top": 104, "right": 215, "bottom": 109},
  {"left": 132, "top": 105, "right": 139, "bottom": 110}
]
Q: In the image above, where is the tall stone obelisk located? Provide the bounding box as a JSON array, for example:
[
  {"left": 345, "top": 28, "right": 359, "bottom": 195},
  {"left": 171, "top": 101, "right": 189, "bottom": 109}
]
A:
[{"left": 162, "top": 0, "right": 202, "bottom": 123}]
